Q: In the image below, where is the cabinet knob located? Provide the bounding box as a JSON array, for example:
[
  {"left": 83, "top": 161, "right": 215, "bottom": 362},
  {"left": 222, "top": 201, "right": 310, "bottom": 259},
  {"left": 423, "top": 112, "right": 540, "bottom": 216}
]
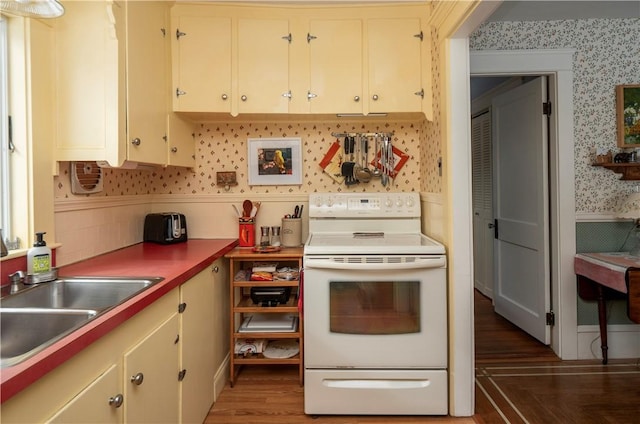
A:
[
  {"left": 372, "top": 94, "right": 379, "bottom": 101},
  {"left": 131, "top": 138, "right": 141, "bottom": 146},
  {"left": 176, "top": 88, "right": 187, "bottom": 98},
  {"left": 221, "top": 94, "right": 228, "bottom": 100},
  {"left": 171, "top": 147, "right": 178, "bottom": 153},
  {"left": 241, "top": 95, "right": 247, "bottom": 102},
  {"left": 108, "top": 394, "right": 124, "bottom": 408},
  {"left": 353, "top": 95, "right": 360, "bottom": 102},
  {"left": 130, "top": 372, "right": 144, "bottom": 386}
]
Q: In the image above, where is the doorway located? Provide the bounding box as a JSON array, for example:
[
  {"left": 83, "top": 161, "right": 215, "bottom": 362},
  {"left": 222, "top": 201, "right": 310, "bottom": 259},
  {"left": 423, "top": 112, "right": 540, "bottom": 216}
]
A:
[
  {"left": 471, "top": 75, "right": 553, "bottom": 346},
  {"left": 469, "top": 49, "right": 578, "bottom": 360}
]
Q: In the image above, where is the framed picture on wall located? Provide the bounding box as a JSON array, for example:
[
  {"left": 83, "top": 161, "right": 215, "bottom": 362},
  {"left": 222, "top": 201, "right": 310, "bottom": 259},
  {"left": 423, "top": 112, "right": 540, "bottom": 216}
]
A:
[
  {"left": 617, "top": 84, "right": 640, "bottom": 147},
  {"left": 247, "top": 137, "right": 303, "bottom": 185}
]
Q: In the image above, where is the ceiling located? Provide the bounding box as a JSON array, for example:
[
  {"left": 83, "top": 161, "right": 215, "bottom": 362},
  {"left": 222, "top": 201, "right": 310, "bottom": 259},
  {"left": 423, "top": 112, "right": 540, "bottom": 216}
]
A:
[{"left": 486, "top": 1, "right": 640, "bottom": 22}]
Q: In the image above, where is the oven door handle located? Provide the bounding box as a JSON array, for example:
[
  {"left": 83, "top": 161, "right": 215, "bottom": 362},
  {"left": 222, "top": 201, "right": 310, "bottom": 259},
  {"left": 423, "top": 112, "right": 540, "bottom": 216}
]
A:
[{"left": 303, "top": 256, "right": 446, "bottom": 270}]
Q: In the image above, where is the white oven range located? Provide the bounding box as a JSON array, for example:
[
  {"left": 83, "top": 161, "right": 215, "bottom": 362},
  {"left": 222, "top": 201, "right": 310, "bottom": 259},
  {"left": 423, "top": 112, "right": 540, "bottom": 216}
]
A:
[{"left": 303, "top": 192, "right": 448, "bottom": 416}]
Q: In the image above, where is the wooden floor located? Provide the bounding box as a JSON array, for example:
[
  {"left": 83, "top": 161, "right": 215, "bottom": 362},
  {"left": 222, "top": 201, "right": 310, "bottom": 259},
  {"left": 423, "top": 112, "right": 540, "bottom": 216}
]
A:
[{"left": 205, "top": 291, "right": 640, "bottom": 423}]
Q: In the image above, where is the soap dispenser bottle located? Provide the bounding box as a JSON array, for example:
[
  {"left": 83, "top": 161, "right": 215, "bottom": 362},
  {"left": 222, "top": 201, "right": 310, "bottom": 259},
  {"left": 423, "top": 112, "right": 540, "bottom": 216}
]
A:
[{"left": 27, "top": 232, "right": 52, "bottom": 275}]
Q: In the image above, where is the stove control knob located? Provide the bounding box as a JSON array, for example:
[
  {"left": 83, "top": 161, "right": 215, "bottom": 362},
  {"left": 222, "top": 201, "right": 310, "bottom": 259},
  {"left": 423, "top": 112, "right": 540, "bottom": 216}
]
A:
[
  {"left": 315, "top": 197, "right": 323, "bottom": 207},
  {"left": 396, "top": 198, "right": 404, "bottom": 207},
  {"left": 385, "top": 198, "right": 393, "bottom": 207},
  {"left": 406, "top": 197, "right": 415, "bottom": 207}
]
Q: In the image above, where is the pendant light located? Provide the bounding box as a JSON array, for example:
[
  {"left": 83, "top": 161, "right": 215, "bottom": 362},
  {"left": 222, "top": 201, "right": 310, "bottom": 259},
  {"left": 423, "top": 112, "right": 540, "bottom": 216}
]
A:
[{"left": 0, "top": 0, "right": 64, "bottom": 19}]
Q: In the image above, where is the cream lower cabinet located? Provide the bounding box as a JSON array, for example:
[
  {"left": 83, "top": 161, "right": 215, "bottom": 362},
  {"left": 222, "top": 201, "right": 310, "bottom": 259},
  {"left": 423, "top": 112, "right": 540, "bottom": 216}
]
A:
[
  {"left": 179, "top": 258, "right": 230, "bottom": 423},
  {"left": 46, "top": 364, "right": 122, "bottom": 424},
  {"left": 124, "top": 313, "right": 180, "bottom": 423},
  {"left": 46, "top": 313, "right": 180, "bottom": 424}
]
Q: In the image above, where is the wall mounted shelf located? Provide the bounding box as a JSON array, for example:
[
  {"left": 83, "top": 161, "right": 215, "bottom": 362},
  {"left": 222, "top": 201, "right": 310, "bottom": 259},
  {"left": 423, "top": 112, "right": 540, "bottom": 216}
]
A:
[{"left": 593, "top": 163, "right": 640, "bottom": 180}]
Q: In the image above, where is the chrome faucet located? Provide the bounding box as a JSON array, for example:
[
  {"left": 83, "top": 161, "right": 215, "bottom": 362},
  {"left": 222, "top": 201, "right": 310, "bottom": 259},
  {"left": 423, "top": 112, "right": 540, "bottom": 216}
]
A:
[{"left": 8, "top": 271, "right": 26, "bottom": 294}]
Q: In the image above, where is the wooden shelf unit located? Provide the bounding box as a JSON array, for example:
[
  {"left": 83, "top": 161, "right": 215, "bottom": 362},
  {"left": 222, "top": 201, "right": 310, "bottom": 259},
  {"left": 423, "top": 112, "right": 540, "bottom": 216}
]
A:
[
  {"left": 225, "top": 247, "right": 304, "bottom": 387},
  {"left": 593, "top": 162, "right": 640, "bottom": 180}
]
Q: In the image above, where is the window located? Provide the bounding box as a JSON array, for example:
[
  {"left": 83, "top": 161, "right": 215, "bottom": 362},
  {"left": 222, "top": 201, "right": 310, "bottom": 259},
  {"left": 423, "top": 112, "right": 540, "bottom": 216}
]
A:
[{"left": 0, "top": 15, "right": 10, "bottom": 247}]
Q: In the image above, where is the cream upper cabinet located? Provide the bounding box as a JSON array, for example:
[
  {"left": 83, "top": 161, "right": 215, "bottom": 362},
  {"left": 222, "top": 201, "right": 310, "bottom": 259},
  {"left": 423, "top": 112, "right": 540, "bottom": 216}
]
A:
[
  {"left": 54, "top": 1, "right": 171, "bottom": 167},
  {"left": 308, "top": 19, "right": 363, "bottom": 114},
  {"left": 171, "top": 14, "right": 232, "bottom": 113},
  {"left": 126, "top": 1, "right": 169, "bottom": 165},
  {"left": 367, "top": 18, "right": 423, "bottom": 114},
  {"left": 237, "top": 18, "right": 291, "bottom": 115},
  {"left": 167, "top": 3, "right": 432, "bottom": 118},
  {"left": 167, "top": 114, "right": 195, "bottom": 167},
  {"left": 46, "top": 364, "right": 122, "bottom": 424},
  {"left": 123, "top": 313, "right": 180, "bottom": 423}
]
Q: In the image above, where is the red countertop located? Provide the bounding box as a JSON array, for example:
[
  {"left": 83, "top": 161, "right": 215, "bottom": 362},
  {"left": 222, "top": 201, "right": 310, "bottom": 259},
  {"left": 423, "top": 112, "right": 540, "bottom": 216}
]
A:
[{"left": 0, "top": 239, "right": 237, "bottom": 403}]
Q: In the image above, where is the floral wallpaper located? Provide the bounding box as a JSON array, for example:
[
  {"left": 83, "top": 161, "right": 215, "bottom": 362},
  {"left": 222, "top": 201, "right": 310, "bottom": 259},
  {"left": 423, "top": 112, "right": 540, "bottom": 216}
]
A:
[
  {"left": 469, "top": 18, "right": 640, "bottom": 214},
  {"left": 54, "top": 117, "right": 439, "bottom": 198}
]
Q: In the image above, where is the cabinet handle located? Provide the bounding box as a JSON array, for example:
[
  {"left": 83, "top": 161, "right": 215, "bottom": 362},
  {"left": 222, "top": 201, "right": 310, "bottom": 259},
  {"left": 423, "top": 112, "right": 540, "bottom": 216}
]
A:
[
  {"left": 171, "top": 147, "right": 178, "bottom": 153},
  {"left": 176, "top": 88, "right": 187, "bottom": 98},
  {"left": 213, "top": 265, "right": 219, "bottom": 273},
  {"left": 307, "top": 33, "right": 317, "bottom": 43},
  {"left": 131, "top": 138, "right": 141, "bottom": 146},
  {"left": 307, "top": 91, "right": 317, "bottom": 100},
  {"left": 178, "top": 302, "right": 187, "bottom": 313},
  {"left": 108, "top": 394, "right": 124, "bottom": 408},
  {"left": 221, "top": 94, "right": 228, "bottom": 100},
  {"left": 241, "top": 95, "right": 247, "bottom": 102},
  {"left": 176, "top": 29, "right": 186, "bottom": 40},
  {"left": 414, "top": 89, "right": 424, "bottom": 99},
  {"left": 130, "top": 372, "right": 144, "bottom": 386},
  {"left": 282, "top": 90, "right": 292, "bottom": 100},
  {"left": 353, "top": 95, "right": 360, "bottom": 102},
  {"left": 372, "top": 94, "right": 379, "bottom": 101},
  {"left": 282, "top": 33, "right": 292, "bottom": 43}
]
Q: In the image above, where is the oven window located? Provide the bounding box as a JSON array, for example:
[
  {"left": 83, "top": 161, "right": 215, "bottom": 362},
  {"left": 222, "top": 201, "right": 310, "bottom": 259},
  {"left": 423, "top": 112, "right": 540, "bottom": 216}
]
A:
[{"left": 329, "top": 281, "right": 420, "bottom": 334}]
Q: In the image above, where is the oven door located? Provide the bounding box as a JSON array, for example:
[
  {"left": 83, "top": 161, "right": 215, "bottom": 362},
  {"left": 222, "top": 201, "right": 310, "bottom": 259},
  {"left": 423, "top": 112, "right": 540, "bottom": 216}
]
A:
[{"left": 303, "top": 255, "right": 447, "bottom": 369}]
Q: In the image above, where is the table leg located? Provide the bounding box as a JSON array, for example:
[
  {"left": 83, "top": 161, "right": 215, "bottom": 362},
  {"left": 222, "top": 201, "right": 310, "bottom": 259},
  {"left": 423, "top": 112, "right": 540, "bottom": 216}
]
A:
[{"left": 596, "top": 285, "right": 608, "bottom": 365}]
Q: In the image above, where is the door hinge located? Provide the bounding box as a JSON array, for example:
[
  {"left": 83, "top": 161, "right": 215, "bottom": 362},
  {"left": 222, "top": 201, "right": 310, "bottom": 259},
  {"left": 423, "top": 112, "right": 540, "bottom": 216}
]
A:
[
  {"left": 543, "top": 102, "right": 552, "bottom": 116},
  {"left": 546, "top": 311, "right": 555, "bottom": 326}
]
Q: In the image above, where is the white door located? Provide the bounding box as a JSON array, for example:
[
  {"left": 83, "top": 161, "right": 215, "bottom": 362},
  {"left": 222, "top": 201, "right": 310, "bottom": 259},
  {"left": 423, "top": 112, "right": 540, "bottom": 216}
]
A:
[
  {"left": 472, "top": 111, "right": 494, "bottom": 298},
  {"left": 492, "top": 77, "right": 550, "bottom": 344}
]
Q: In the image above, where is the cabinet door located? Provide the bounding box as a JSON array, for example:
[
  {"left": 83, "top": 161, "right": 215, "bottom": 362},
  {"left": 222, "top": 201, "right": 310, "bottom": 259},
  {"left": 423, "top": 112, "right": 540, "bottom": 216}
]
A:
[
  {"left": 308, "top": 19, "right": 363, "bottom": 114},
  {"left": 180, "top": 264, "right": 216, "bottom": 424},
  {"left": 237, "top": 18, "right": 290, "bottom": 114},
  {"left": 46, "top": 364, "right": 122, "bottom": 424},
  {"left": 171, "top": 15, "right": 232, "bottom": 112},
  {"left": 124, "top": 313, "right": 180, "bottom": 423},
  {"left": 167, "top": 114, "right": 195, "bottom": 167},
  {"left": 126, "top": 1, "right": 168, "bottom": 165},
  {"left": 367, "top": 18, "right": 422, "bottom": 113}
]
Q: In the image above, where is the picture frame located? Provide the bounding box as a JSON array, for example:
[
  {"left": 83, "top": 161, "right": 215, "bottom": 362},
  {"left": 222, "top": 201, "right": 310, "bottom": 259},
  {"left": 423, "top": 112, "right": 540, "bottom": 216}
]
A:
[
  {"left": 247, "top": 137, "right": 303, "bottom": 186},
  {"left": 617, "top": 84, "right": 640, "bottom": 148}
]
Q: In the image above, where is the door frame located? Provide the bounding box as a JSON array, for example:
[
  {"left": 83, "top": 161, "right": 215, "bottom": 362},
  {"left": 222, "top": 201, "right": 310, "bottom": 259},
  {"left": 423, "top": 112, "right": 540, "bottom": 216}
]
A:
[{"left": 468, "top": 49, "right": 577, "bottom": 361}]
